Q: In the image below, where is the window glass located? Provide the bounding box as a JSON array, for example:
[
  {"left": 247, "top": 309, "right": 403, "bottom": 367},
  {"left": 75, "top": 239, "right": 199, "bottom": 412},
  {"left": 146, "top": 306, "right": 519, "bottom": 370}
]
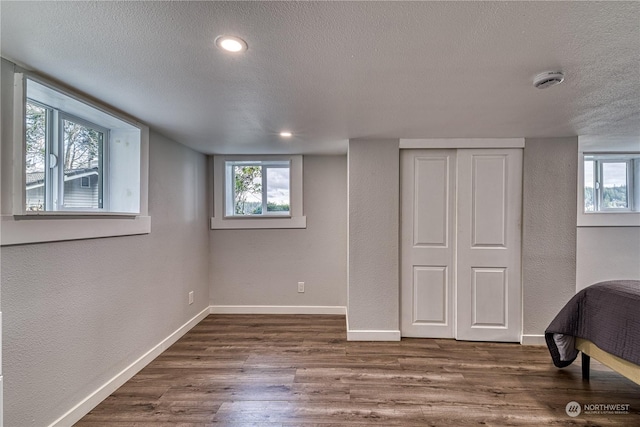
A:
[
  {"left": 61, "top": 119, "right": 103, "bottom": 209},
  {"left": 266, "top": 167, "right": 290, "bottom": 214},
  {"left": 584, "top": 160, "right": 594, "bottom": 212},
  {"left": 233, "top": 165, "right": 262, "bottom": 215},
  {"left": 225, "top": 160, "right": 291, "bottom": 217},
  {"left": 601, "top": 162, "right": 628, "bottom": 209},
  {"left": 25, "top": 101, "right": 48, "bottom": 211}
]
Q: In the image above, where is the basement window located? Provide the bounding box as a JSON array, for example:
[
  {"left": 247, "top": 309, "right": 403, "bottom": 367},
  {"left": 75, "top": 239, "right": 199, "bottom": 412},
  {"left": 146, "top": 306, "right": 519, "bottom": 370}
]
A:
[
  {"left": 1, "top": 71, "right": 150, "bottom": 245},
  {"left": 211, "top": 155, "right": 306, "bottom": 229},
  {"left": 225, "top": 160, "right": 291, "bottom": 217},
  {"left": 577, "top": 150, "right": 640, "bottom": 227},
  {"left": 583, "top": 154, "right": 637, "bottom": 213},
  {"left": 23, "top": 77, "right": 142, "bottom": 214}
]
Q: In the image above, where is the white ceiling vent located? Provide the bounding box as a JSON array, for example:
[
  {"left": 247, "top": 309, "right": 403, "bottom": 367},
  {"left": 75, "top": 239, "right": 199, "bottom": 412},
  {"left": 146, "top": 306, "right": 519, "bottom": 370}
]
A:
[{"left": 533, "top": 71, "right": 565, "bottom": 89}]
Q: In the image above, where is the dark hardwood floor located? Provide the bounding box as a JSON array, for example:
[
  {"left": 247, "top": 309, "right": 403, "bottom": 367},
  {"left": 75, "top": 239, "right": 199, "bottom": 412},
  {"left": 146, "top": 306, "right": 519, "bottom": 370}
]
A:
[{"left": 75, "top": 314, "right": 640, "bottom": 426}]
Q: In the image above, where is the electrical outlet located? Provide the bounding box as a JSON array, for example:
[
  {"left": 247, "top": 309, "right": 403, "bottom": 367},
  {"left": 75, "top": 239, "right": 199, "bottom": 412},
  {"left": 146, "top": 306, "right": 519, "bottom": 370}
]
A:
[
  {"left": 188, "top": 291, "right": 194, "bottom": 305},
  {"left": 297, "top": 282, "right": 305, "bottom": 293}
]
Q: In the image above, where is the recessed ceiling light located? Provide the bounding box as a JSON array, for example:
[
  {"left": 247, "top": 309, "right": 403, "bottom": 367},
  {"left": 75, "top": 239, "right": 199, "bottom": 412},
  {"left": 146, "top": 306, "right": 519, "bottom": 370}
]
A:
[
  {"left": 215, "top": 35, "right": 248, "bottom": 53},
  {"left": 280, "top": 131, "right": 293, "bottom": 138}
]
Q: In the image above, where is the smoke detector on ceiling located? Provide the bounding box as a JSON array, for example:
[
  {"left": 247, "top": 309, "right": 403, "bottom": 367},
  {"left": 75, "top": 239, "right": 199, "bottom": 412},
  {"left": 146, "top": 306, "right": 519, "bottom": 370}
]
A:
[{"left": 533, "top": 71, "right": 565, "bottom": 89}]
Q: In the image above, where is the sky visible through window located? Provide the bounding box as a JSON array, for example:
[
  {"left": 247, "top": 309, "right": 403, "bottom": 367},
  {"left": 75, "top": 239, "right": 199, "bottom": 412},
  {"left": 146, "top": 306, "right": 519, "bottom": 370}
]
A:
[
  {"left": 267, "top": 168, "right": 289, "bottom": 204},
  {"left": 584, "top": 161, "right": 627, "bottom": 188}
]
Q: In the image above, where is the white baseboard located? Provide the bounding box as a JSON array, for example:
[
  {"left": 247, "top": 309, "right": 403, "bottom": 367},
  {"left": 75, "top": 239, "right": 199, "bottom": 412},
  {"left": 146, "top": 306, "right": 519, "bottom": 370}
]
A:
[
  {"left": 521, "top": 334, "right": 546, "bottom": 346},
  {"left": 209, "top": 305, "right": 347, "bottom": 315},
  {"left": 347, "top": 329, "right": 401, "bottom": 341},
  {"left": 49, "top": 306, "right": 211, "bottom": 427},
  {"left": 0, "top": 375, "right": 3, "bottom": 427}
]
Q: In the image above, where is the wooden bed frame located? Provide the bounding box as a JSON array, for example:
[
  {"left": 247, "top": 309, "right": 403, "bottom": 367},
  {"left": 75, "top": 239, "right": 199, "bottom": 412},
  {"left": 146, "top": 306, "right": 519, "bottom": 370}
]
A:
[{"left": 576, "top": 338, "right": 640, "bottom": 385}]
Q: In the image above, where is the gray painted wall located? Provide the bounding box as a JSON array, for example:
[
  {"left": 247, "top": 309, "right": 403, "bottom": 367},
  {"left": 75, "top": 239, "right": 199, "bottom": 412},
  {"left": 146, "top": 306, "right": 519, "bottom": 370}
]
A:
[
  {"left": 210, "top": 155, "right": 347, "bottom": 307},
  {"left": 1, "top": 131, "right": 210, "bottom": 426},
  {"left": 521, "top": 137, "right": 578, "bottom": 336},
  {"left": 344, "top": 137, "right": 579, "bottom": 338},
  {"left": 576, "top": 227, "right": 640, "bottom": 290},
  {"left": 347, "top": 139, "right": 399, "bottom": 332}
]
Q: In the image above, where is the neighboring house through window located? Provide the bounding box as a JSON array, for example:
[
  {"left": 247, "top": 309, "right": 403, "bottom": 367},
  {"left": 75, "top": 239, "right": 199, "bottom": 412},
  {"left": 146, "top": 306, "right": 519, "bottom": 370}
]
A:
[
  {"left": 26, "top": 97, "right": 106, "bottom": 212},
  {"left": 1, "top": 69, "right": 150, "bottom": 246}
]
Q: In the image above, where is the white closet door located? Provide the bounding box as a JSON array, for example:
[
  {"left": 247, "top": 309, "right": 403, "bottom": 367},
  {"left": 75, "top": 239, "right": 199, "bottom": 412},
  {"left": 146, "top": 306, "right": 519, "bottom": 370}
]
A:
[
  {"left": 400, "top": 150, "right": 456, "bottom": 338},
  {"left": 456, "top": 149, "right": 522, "bottom": 342}
]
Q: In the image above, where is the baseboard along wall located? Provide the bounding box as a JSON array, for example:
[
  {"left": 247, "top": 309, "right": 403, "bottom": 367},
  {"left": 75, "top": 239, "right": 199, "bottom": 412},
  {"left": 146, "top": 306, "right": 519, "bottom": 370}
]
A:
[
  {"left": 209, "top": 305, "right": 347, "bottom": 315},
  {"left": 521, "top": 334, "right": 547, "bottom": 346},
  {"left": 49, "top": 306, "right": 211, "bottom": 427}
]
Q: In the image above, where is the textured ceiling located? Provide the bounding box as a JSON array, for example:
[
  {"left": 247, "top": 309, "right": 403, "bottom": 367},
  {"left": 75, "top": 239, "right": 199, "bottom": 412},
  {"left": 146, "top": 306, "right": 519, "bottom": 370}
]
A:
[{"left": 2, "top": 1, "right": 639, "bottom": 154}]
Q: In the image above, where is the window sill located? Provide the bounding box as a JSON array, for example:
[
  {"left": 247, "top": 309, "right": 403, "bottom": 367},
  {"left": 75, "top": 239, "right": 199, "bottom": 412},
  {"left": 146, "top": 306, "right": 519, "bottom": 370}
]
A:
[
  {"left": 577, "top": 211, "right": 640, "bottom": 227},
  {"left": 18, "top": 211, "right": 139, "bottom": 219},
  {"left": 1, "top": 214, "right": 151, "bottom": 245},
  {"left": 210, "top": 216, "right": 306, "bottom": 230}
]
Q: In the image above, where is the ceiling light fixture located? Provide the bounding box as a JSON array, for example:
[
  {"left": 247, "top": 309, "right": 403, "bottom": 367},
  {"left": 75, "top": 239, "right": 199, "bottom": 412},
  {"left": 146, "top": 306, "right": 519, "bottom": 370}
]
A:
[
  {"left": 533, "top": 71, "right": 564, "bottom": 89},
  {"left": 215, "top": 35, "right": 248, "bottom": 53},
  {"left": 280, "top": 131, "right": 293, "bottom": 138}
]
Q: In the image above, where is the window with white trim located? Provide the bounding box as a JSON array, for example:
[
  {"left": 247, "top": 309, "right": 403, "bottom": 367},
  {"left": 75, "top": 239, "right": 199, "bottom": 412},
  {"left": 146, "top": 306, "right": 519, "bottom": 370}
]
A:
[
  {"left": 583, "top": 154, "right": 638, "bottom": 213},
  {"left": 1, "top": 67, "right": 150, "bottom": 246},
  {"left": 212, "top": 155, "right": 305, "bottom": 229},
  {"left": 22, "top": 76, "right": 142, "bottom": 215}
]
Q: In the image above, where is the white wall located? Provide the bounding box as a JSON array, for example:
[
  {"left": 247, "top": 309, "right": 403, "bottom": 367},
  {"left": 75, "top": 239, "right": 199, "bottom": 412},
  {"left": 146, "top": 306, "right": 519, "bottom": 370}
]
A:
[
  {"left": 0, "top": 128, "right": 210, "bottom": 426},
  {"left": 347, "top": 139, "right": 400, "bottom": 337},
  {"left": 209, "top": 155, "right": 347, "bottom": 309},
  {"left": 521, "top": 137, "right": 578, "bottom": 338}
]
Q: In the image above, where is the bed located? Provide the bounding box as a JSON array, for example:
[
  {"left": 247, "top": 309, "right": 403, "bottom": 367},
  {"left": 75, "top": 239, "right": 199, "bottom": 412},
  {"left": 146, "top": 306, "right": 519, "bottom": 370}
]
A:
[{"left": 545, "top": 280, "right": 640, "bottom": 385}]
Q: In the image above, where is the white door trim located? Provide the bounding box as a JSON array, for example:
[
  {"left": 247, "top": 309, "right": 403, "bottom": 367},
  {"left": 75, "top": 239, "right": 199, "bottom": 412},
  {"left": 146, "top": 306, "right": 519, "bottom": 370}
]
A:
[{"left": 400, "top": 138, "right": 524, "bottom": 150}]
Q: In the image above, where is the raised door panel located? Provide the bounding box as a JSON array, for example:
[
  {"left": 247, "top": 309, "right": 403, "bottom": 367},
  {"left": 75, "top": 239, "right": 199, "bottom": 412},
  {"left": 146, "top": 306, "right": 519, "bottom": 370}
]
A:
[
  {"left": 457, "top": 149, "right": 522, "bottom": 342},
  {"left": 401, "top": 150, "right": 456, "bottom": 338}
]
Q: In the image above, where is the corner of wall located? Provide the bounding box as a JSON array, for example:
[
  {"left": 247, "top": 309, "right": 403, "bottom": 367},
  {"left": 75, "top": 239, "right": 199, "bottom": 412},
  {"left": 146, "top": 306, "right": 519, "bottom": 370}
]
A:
[{"left": 347, "top": 139, "right": 400, "bottom": 336}]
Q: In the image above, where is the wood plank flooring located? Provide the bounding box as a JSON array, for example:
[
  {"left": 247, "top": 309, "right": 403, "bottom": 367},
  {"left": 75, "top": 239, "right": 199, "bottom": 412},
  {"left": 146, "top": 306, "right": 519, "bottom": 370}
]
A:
[{"left": 75, "top": 314, "right": 640, "bottom": 426}]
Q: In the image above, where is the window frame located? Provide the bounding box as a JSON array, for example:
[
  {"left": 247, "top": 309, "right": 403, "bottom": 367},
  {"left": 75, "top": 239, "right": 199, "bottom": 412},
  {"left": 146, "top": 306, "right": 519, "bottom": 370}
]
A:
[
  {"left": 211, "top": 155, "right": 306, "bottom": 229},
  {"left": 596, "top": 159, "right": 632, "bottom": 212},
  {"left": 224, "top": 159, "right": 292, "bottom": 218},
  {"left": 577, "top": 150, "right": 640, "bottom": 227},
  {"left": 1, "top": 68, "right": 150, "bottom": 246},
  {"left": 46, "top": 109, "right": 109, "bottom": 212}
]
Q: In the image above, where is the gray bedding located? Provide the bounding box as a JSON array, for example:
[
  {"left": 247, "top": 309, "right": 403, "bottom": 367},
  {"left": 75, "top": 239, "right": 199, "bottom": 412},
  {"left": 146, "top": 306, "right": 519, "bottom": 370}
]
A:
[{"left": 545, "top": 280, "right": 640, "bottom": 368}]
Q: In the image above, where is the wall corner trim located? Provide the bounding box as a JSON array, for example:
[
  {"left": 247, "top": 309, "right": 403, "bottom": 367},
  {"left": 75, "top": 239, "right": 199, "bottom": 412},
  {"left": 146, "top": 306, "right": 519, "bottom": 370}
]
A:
[
  {"left": 209, "top": 305, "right": 346, "bottom": 315},
  {"left": 48, "top": 306, "right": 210, "bottom": 427},
  {"left": 347, "top": 330, "right": 401, "bottom": 341},
  {"left": 521, "top": 334, "right": 546, "bottom": 346}
]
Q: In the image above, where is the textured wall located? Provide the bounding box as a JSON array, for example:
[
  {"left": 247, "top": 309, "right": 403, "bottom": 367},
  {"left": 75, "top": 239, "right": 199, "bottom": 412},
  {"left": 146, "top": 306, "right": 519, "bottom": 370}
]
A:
[
  {"left": 522, "top": 137, "right": 578, "bottom": 336},
  {"left": 347, "top": 139, "right": 400, "bottom": 332},
  {"left": 210, "top": 156, "right": 347, "bottom": 307},
  {"left": 0, "top": 131, "right": 210, "bottom": 427},
  {"left": 576, "top": 227, "right": 640, "bottom": 290}
]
